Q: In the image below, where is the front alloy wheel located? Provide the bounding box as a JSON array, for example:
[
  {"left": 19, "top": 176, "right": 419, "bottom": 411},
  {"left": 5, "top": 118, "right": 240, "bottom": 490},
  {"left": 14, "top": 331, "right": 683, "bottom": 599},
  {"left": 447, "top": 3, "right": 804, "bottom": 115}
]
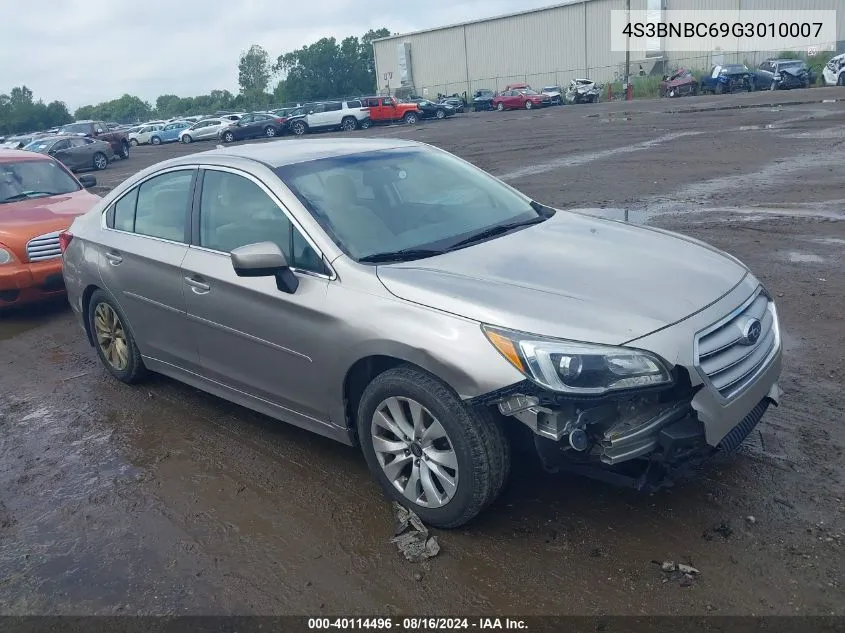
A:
[
  {"left": 525, "top": 100, "right": 533, "bottom": 110},
  {"left": 93, "top": 152, "right": 108, "bottom": 170},
  {"left": 222, "top": 131, "right": 234, "bottom": 143},
  {"left": 265, "top": 126, "right": 276, "bottom": 137},
  {"left": 358, "top": 366, "right": 511, "bottom": 528},
  {"left": 496, "top": 102, "right": 504, "bottom": 111}
]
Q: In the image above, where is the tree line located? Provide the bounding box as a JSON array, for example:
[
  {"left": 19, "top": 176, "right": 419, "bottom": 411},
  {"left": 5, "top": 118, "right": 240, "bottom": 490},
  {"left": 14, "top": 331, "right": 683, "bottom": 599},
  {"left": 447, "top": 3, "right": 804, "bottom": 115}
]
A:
[{"left": 0, "top": 27, "right": 391, "bottom": 134}]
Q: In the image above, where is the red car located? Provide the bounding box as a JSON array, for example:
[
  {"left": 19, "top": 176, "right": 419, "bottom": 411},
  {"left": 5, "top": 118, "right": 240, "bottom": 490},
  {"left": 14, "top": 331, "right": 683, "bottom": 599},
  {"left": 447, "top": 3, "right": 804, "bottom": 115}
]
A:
[
  {"left": 660, "top": 68, "right": 699, "bottom": 98},
  {"left": 0, "top": 149, "right": 100, "bottom": 308},
  {"left": 491, "top": 88, "right": 551, "bottom": 111}
]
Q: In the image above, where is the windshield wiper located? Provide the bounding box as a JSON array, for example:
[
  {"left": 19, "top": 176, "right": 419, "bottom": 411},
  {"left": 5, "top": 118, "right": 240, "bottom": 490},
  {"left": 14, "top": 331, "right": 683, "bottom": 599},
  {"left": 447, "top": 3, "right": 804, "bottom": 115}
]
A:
[
  {"left": 446, "top": 216, "right": 546, "bottom": 250},
  {"left": 358, "top": 248, "right": 446, "bottom": 263},
  {"left": 0, "top": 191, "right": 56, "bottom": 203}
]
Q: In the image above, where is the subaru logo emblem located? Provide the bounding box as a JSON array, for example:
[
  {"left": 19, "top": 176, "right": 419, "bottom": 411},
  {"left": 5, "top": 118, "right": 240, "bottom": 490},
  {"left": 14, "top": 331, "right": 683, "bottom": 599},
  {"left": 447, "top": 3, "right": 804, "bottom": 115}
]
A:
[{"left": 740, "top": 318, "right": 762, "bottom": 346}]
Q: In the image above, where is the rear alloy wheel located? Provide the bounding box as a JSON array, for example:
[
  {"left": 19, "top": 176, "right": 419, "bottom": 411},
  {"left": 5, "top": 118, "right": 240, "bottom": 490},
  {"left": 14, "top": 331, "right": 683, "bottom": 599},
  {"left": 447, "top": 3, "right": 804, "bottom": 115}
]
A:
[
  {"left": 403, "top": 112, "right": 419, "bottom": 124},
  {"left": 264, "top": 126, "right": 276, "bottom": 137},
  {"left": 358, "top": 366, "right": 511, "bottom": 528},
  {"left": 222, "top": 130, "right": 235, "bottom": 143},
  {"left": 359, "top": 119, "right": 372, "bottom": 130},
  {"left": 341, "top": 116, "right": 358, "bottom": 131},
  {"left": 435, "top": 109, "right": 446, "bottom": 119},
  {"left": 150, "top": 136, "right": 161, "bottom": 145},
  {"left": 88, "top": 289, "right": 147, "bottom": 384},
  {"left": 524, "top": 100, "right": 533, "bottom": 110},
  {"left": 129, "top": 138, "right": 139, "bottom": 146},
  {"left": 92, "top": 152, "right": 108, "bottom": 170},
  {"left": 119, "top": 142, "right": 130, "bottom": 159},
  {"left": 291, "top": 121, "right": 307, "bottom": 136},
  {"left": 182, "top": 134, "right": 193, "bottom": 144},
  {"left": 496, "top": 102, "right": 504, "bottom": 111}
]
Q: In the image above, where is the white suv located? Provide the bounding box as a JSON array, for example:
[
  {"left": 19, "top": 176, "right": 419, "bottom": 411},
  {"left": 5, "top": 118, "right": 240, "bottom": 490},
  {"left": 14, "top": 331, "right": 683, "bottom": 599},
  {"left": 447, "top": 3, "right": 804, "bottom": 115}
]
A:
[{"left": 288, "top": 100, "right": 371, "bottom": 136}]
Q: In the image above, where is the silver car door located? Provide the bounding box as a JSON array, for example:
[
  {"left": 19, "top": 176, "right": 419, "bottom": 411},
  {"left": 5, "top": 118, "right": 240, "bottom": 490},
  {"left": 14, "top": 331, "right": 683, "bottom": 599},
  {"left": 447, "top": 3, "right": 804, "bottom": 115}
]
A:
[
  {"left": 97, "top": 167, "right": 201, "bottom": 371},
  {"left": 181, "top": 166, "right": 334, "bottom": 426}
]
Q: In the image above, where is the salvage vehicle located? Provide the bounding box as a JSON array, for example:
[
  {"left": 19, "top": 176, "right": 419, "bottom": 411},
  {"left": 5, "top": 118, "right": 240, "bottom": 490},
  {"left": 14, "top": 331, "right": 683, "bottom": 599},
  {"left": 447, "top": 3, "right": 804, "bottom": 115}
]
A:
[
  {"left": 149, "top": 121, "right": 192, "bottom": 145},
  {"left": 23, "top": 135, "right": 115, "bottom": 171},
  {"left": 755, "top": 59, "right": 815, "bottom": 90},
  {"left": 821, "top": 52, "right": 845, "bottom": 86},
  {"left": 128, "top": 124, "right": 164, "bottom": 146},
  {"left": 360, "top": 96, "right": 421, "bottom": 125},
  {"left": 179, "top": 118, "right": 235, "bottom": 144},
  {"left": 411, "top": 99, "right": 456, "bottom": 120},
  {"left": 541, "top": 86, "right": 564, "bottom": 105},
  {"left": 472, "top": 89, "right": 496, "bottom": 111},
  {"left": 286, "top": 100, "right": 372, "bottom": 136},
  {"left": 700, "top": 64, "right": 755, "bottom": 94},
  {"left": 61, "top": 139, "right": 782, "bottom": 528},
  {"left": 660, "top": 69, "right": 699, "bottom": 97},
  {"left": 492, "top": 89, "right": 551, "bottom": 111},
  {"left": 564, "top": 79, "right": 600, "bottom": 104},
  {"left": 438, "top": 96, "right": 466, "bottom": 113},
  {"left": 58, "top": 120, "right": 130, "bottom": 160},
  {"left": 218, "top": 113, "right": 290, "bottom": 142},
  {"left": 0, "top": 149, "right": 99, "bottom": 308}
]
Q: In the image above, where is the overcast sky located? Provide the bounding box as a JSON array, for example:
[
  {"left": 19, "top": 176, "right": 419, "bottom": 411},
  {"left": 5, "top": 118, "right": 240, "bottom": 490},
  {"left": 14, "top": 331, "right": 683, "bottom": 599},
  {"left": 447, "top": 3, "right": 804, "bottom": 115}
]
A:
[{"left": 3, "top": 0, "right": 558, "bottom": 109}]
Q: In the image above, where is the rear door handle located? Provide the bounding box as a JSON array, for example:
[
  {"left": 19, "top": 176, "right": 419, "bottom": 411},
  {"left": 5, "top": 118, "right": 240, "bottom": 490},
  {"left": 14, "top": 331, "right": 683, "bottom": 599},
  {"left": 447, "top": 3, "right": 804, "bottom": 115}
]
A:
[
  {"left": 104, "top": 251, "right": 123, "bottom": 265},
  {"left": 184, "top": 275, "right": 211, "bottom": 294}
]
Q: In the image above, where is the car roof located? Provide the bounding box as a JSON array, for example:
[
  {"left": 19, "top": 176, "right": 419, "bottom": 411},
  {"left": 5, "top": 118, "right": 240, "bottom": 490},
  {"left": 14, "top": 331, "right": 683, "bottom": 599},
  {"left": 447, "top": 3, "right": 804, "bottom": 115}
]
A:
[
  {"left": 173, "top": 138, "right": 421, "bottom": 169},
  {"left": 0, "top": 149, "right": 54, "bottom": 163}
]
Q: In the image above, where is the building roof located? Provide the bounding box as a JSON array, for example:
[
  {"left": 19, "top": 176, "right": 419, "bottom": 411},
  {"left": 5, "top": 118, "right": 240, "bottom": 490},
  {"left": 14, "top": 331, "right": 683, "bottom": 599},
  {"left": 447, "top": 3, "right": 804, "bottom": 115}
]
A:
[{"left": 373, "top": 0, "right": 587, "bottom": 43}]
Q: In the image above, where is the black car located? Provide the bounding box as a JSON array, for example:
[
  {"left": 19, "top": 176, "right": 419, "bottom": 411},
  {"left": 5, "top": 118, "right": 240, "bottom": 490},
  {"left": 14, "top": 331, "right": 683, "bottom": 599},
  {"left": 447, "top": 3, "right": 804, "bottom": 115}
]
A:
[
  {"left": 438, "top": 96, "right": 465, "bottom": 113},
  {"left": 218, "top": 113, "right": 287, "bottom": 142},
  {"left": 411, "top": 99, "right": 456, "bottom": 120},
  {"left": 754, "top": 59, "right": 816, "bottom": 90},
  {"left": 472, "top": 89, "right": 496, "bottom": 111}
]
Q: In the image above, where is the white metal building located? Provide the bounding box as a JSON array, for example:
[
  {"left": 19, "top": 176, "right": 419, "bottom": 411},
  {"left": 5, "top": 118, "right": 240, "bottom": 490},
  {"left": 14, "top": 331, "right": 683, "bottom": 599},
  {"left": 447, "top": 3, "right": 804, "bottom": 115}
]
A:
[{"left": 372, "top": 0, "right": 845, "bottom": 97}]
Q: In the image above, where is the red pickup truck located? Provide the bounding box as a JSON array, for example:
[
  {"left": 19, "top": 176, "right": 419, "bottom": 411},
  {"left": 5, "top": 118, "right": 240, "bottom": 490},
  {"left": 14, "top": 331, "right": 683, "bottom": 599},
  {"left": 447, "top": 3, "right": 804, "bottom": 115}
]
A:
[
  {"left": 57, "top": 120, "right": 131, "bottom": 160},
  {"left": 361, "top": 96, "right": 422, "bottom": 125}
]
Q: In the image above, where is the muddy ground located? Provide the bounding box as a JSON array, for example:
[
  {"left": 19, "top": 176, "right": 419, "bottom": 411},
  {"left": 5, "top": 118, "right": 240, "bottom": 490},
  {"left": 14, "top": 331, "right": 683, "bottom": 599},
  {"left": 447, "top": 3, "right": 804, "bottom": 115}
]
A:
[{"left": 1, "top": 89, "right": 843, "bottom": 616}]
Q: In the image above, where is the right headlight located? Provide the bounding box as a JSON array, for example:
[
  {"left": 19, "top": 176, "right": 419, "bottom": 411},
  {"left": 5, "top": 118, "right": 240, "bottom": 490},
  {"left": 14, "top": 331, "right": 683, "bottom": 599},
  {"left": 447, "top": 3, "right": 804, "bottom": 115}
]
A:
[
  {"left": 483, "top": 325, "right": 674, "bottom": 396},
  {"left": 0, "top": 245, "right": 15, "bottom": 265}
]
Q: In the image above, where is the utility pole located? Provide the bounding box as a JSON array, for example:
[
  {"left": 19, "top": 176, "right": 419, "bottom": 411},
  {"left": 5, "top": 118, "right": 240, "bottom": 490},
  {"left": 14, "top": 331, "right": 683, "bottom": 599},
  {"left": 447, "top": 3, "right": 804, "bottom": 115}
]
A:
[{"left": 625, "top": 0, "right": 632, "bottom": 100}]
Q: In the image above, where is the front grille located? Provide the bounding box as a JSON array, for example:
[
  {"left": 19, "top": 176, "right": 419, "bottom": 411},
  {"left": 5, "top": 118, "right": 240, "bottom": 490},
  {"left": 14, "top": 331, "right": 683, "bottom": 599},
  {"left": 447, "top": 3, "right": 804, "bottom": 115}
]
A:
[
  {"left": 26, "top": 231, "right": 61, "bottom": 262},
  {"left": 695, "top": 289, "right": 779, "bottom": 399}
]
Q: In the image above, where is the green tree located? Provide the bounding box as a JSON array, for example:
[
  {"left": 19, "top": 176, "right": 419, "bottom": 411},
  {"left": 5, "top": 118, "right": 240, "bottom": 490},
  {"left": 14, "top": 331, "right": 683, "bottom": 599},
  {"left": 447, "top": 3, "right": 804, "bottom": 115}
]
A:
[
  {"left": 238, "top": 44, "right": 271, "bottom": 108},
  {"left": 0, "top": 86, "right": 74, "bottom": 135}
]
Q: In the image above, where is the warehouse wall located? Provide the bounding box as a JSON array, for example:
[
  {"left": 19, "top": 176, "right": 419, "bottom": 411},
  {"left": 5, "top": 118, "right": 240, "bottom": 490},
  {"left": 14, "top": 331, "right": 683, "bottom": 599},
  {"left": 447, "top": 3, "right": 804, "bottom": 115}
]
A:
[{"left": 373, "top": 0, "right": 844, "bottom": 98}]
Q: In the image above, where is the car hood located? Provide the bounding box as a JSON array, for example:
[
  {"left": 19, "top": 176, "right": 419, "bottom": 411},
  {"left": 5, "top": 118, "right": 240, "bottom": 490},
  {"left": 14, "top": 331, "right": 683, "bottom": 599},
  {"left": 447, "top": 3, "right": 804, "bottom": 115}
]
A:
[
  {"left": 376, "top": 211, "right": 748, "bottom": 346},
  {"left": 779, "top": 66, "right": 807, "bottom": 76},
  {"left": 0, "top": 189, "right": 100, "bottom": 254}
]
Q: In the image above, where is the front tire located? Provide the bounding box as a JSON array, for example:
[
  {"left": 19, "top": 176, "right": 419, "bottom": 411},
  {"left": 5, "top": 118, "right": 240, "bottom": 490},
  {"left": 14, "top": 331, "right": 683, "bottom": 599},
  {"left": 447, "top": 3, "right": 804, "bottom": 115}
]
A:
[
  {"left": 150, "top": 136, "right": 161, "bottom": 145},
  {"left": 92, "top": 152, "right": 108, "bottom": 170},
  {"left": 403, "top": 112, "right": 419, "bottom": 124},
  {"left": 524, "top": 100, "right": 533, "bottom": 110},
  {"left": 357, "top": 366, "right": 511, "bottom": 528},
  {"left": 291, "top": 120, "right": 307, "bottom": 136},
  {"left": 496, "top": 102, "right": 504, "bottom": 111},
  {"left": 222, "top": 130, "right": 235, "bottom": 143},
  {"left": 87, "top": 289, "right": 147, "bottom": 384},
  {"left": 119, "top": 142, "right": 130, "bottom": 159},
  {"left": 129, "top": 138, "right": 139, "bottom": 146},
  {"left": 435, "top": 109, "right": 446, "bottom": 119},
  {"left": 359, "top": 119, "right": 372, "bottom": 129},
  {"left": 341, "top": 116, "right": 358, "bottom": 131},
  {"left": 770, "top": 80, "right": 778, "bottom": 91},
  {"left": 182, "top": 134, "right": 193, "bottom": 144}
]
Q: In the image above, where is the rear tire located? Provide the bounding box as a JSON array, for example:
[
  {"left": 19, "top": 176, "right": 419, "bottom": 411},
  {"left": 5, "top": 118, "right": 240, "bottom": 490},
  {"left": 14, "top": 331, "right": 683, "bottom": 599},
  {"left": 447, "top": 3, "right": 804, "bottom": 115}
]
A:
[
  {"left": 87, "top": 289, "right": 148, "bottom": 384},
  {"left": 291, "top": 120, "right": 307, "bottom": 136},
  {"left": 524, "top": 100, "right": 533, "bottom": 110},
  {"left": 359, "top": 119, "right": 372, "bottom": 129},
  {"left": 129, "top": 138, "right": 139, "bottom": 146},
  {"left": 839, "top": 74, "right": 845, "bottom": 86},
  {"left": 150, "top": 136, "right": 161, "bottom": 145},
  {"left": 182, "top": 134, "right": 193, "bottom": 144},
  {"left": 222, "top": 130, "right": 235, "bottom": 143},
  {"left": 435, "top": 109, "right": 446, "bottom": 119},
  {"left": 715, "top": 83, "right": 724, "bottom": 95},
  {"left": 403, "top": 112, "right": 419, "bottom": 124},
  {"left": 119, "top": 142, "right": 129, "bottom": 159},
  {"left": 264, "top": 126, "right": 276, "bottom": 137},
  {"left": 92, "top": 152, "right": 108, "bottom": 170},
  {"left": 341, "top": 116, "right": 358, "bottom": 131},
  {"left": 770, "top": 80, "right": 778, "bottom": 91},
  {"left": 357, "top": 365, "right": 511, "bottom": 529},
  {"left": 497, "top": 102, "right": 504, "bottom": 111}
]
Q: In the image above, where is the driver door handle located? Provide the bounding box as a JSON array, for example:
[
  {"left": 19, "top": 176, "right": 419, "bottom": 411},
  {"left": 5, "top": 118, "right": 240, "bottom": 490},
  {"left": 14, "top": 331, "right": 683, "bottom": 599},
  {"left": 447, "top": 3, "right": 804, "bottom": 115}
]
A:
[
  {"left": 184, "top": 275, "right": 211, "bottom": 294},
  {"left": 104, "top": 251, "right": 122, "bottom": 265}
]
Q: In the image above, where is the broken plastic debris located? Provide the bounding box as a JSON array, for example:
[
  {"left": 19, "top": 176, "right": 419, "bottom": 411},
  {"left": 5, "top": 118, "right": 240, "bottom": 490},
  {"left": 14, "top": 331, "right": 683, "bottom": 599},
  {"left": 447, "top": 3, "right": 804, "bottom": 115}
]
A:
[{"left": 391, "top": 502, "right": 440, "bottom": 562}]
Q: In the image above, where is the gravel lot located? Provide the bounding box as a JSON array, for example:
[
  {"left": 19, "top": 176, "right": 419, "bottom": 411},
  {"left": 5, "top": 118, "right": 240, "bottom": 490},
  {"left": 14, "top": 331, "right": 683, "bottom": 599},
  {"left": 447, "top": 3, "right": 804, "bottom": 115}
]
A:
[{"left": 1, "top": 88, "right": 843, "bottom": 616}]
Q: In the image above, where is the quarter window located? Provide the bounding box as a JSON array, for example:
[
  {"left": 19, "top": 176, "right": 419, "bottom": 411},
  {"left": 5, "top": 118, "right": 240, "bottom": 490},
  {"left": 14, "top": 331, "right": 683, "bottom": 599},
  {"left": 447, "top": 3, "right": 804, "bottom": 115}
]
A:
[
  {"left": 198, "top": 170, "right": 325, "bottom": 274},
  {"left": 112, "top": 188, "right": 139, "bottom": 232}
]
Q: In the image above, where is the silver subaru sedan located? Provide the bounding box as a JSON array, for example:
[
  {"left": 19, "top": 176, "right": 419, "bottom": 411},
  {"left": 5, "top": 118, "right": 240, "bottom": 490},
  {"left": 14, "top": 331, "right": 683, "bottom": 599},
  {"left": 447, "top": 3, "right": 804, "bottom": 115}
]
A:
[{"left": 60, "top": 139, "right": 782, "bottom": 528}]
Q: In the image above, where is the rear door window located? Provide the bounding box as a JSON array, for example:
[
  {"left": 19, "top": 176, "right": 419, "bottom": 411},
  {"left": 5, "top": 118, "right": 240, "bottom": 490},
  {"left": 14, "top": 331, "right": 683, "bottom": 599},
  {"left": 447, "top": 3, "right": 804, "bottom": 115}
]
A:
[{"left": 132, "top": 170, "right": 194, "bottom": 242}]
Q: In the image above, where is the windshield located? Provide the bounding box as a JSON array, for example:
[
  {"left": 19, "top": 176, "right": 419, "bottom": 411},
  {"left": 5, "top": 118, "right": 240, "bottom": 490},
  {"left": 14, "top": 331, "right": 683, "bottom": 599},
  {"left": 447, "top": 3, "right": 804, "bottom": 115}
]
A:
[
  {"left": 0, "top": 159, "right": 80, "bottom": 203},
  {"left": 780, "top": 61, "right": 804, "bottom": 69},
  {"left": 722, "top": 65, "right": 748, "bottom": 73},
  {"left": 276, "top": 147, "right": 542, "bottom": 261},
  {"left": 23, "top": 139, "right": 53, "bottom": 153},
  {"left": 58, "top": 122, "right": 91, "bottom": 135},
  {"left": 519, "top": 89, "right": 539, "bottom": 95}
]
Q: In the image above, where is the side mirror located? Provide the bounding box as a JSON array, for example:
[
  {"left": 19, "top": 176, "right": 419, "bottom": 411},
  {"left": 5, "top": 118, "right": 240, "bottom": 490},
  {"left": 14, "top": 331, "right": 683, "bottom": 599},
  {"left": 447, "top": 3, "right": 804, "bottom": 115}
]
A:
[
  {"left": 231, "top": 241, "right": 298, "bottom": 294},
  {"left": 78, "top": 174, "right": 97, "bottom": 188}
]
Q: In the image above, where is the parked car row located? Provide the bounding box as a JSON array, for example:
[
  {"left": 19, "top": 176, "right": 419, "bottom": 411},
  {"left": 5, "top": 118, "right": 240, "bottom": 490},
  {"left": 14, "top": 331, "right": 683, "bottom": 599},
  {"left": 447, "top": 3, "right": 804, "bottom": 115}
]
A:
[{"left": 471, "top": 80, "right": 600, "bottom": 111}]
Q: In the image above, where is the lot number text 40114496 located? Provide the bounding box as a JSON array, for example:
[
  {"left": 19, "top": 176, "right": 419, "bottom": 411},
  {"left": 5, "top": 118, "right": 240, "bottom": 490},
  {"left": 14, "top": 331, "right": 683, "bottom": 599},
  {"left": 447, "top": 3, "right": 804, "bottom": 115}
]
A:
[{"left": 307, "top": 617, "right": 529, "bottom": 630}]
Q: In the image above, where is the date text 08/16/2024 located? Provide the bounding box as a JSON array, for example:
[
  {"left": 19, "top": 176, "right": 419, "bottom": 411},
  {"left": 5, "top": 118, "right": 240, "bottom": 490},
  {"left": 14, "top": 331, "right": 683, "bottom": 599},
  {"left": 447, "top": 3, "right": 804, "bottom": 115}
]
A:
[{"left": 307, "top": 617, "right": 528, "bottom": 630}]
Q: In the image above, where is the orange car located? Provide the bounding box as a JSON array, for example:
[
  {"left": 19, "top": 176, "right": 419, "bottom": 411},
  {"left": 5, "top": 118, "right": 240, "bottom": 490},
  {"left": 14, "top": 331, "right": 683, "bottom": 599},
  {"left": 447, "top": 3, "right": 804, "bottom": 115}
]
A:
[{"left": 0, "top": 149, "right": 101, "bottom": 308}]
